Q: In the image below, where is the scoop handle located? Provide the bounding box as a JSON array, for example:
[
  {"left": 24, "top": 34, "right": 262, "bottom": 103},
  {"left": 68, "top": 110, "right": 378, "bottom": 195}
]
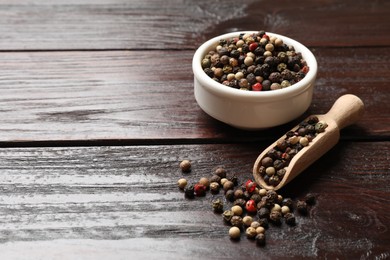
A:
[{"left": 324, "top": 94, "right": 364, "bottom": 129}]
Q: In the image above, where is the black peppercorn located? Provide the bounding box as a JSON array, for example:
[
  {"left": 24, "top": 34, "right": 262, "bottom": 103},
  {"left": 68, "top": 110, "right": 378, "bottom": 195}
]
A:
[
  {"left": 282, "top": 198, "right": 294, "bottom": 209},
  {"left": 229, "top": 175, "right": 239, "bottom": 186},
  {"left": 225, "top": 189, "right": 235, "bottom": 202},
  {"left": 250, "top": 194, "right": 262, "bottom": 204},
  {"left": 284, "top": 212, "right": 296, "bottom": 226},
  {"left": 184, "top": 185, "right": 195, "bottom": 199},
  {"left": 304, "top": 193, "right": 316, "bottom": 205},
  {"left": 258, "top": 207, "right": 270, "bottom": 219},
  {"left": 214, "top": 167, "right": 227, "bottom": 178},
  {"left": 209, "top": 174, "right": 221, "bottom": 184},
  {"left": 255, "top": 233, "right": 266, "bottom": 246},
  {"left": 266, "top": 190, "right": 278, "bottom": 203},
  {"left": 297, "top": 200, "right": 308, "bottom": 215},
  {"left": 233, "top": 198, "right": 247, "bottom": 209},
  {"left": 258, "top": 218, "right": 269, "bottom": 229}
]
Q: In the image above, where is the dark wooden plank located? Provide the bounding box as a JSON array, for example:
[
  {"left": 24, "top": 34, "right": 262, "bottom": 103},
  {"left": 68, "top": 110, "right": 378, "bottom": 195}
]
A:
[
  {"left": 0, "top": 142, "right": 388, "bottom": 259},
  {"left": 0, "top": 0, "right": 388, "bottom": 50},
  {"left": 0, "top": 48, "right": 388, "bottom": 143}
]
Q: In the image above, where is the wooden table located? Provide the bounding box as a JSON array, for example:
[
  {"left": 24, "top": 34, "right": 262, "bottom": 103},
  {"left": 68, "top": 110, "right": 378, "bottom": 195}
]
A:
[{"left": 0, "top": 0, "right": 389, "bottom": 259}]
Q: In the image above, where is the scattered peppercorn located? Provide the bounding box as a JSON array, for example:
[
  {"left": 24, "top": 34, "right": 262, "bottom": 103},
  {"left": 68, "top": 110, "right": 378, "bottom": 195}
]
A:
[
  {"left": 179, "top": 160, "right": 191, "bottom": 172},
  {"left": 231, "top": 205, "right": 243, "bottom": 216},
  {"left": 210, "top": 182, "right": 220, "bottom": 193},
  {"left": 297, "top": 200, "right": 308, "bottom": 215},
  {"left": 246, "top": 227, "right": 257, "bottom": 239},
  {"left": 223, "top": 180, "right": 235, "bottom": 191},
  {"left": 269, "top": 210, "right": 282, "bottom": 225},
  {"left": 229, "top": 226, "right": 241, "bottom": 240},
  {"left": 242, "top": 216, "right": 253, "bottom": 227},
  {"left": 177, "top": 178, "right": 187, "bottom": 189},
  {"left": 223, "top": 210, "right": 234, "bottom": 223},
  {"left": 245, "top": 199, "right": 257, "bottom": 213},
  {"left": 212, "top": 199, "right": 224, "bottom": 213},
  {"left": 198, "top": 177, "right": 210, "bottom": 189},
  {"left": 177, "top": 163, "right": 317, "bottom": 248},
  {"left": 304, "top": 193, "right": 316, "bottom": 205},
  {"left": 284, "top": 212, "right": 296, "bottom": 226},
  {"left": 255, "top": 233, "right": 266, "bottom": 246},
  {"left": 184, "top": 185, "right": 195, "bottom": 199},
  {"left": 215, "top": 167, "right": 227, "bottom": 178},
  {"left": 194, "top": 183, "right": 207, "bottom": 197},
  {"left": 230, "top": 215, "right": 243, "bottom": 227}
]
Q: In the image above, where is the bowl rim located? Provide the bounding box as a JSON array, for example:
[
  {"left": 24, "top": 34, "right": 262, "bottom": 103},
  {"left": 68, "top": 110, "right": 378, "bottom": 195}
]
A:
[{"left": 192, "top": 31, "right": 317, "bottom": 102}]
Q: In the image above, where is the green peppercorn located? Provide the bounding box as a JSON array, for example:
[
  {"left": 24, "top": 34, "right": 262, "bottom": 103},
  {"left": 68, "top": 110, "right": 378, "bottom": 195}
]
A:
[
  {"left": 212, "top": 198, "right": 224, "bottom": 213},
  {"left": 223, "top": 210, "right": 234, "bottom": 223},
  {"left": 315, "top": 121, "right": 328, "bottom": 133}
]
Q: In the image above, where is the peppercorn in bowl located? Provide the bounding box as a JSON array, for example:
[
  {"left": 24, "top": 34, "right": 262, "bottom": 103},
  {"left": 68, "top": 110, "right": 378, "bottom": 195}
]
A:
[{"left": 192, "top": 31, "right": 317, "bottom": 130}]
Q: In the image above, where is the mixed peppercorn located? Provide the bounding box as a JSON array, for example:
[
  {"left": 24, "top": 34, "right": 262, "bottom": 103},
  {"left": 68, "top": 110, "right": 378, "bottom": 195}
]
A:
[
  {"left": 201, "top": 30, "right": 309, "bottom": 91},
  {"left": 178, "top": 161, "right": 316, "bottom": 247},
  {"left": 257, "top": 115, "right": 328, "bottom": 187}
]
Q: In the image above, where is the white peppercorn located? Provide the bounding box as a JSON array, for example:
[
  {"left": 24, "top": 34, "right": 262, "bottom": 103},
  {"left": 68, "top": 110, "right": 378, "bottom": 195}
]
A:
[
  {"left": 179, "top": 160, "right": 191, "bottom": 172},
  {"left": 242, "top": 216, "right": 253, "bottom": 227},
  {"left": 229, "top": 226, "right": 241, "bottom": 239},
  {"left": 177, "top": 178, "right": 187, "bottom": 189}
]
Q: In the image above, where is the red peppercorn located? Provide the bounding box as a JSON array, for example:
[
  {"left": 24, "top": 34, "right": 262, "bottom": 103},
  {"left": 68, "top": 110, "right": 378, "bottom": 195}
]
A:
[
  {"left": 252, "top": 83, "right": 262, "bottom": 91},
  {"left": 249, "top": 42, "right": 258, "bottom": 52},
  {"left": 245, "top": 180, "right": 257, "bottom": 193},
  {"left": 246, "top": 199, "right": 257, "bottom": 213},
  {"left": 262, "top": 34, "right": 270, "bottom": 40},
  {"left": 301, "top": 65, "right": 309, "bottom": 74},
  {"left": 194, "top": 183, "right": 207, "bottom": 197}
]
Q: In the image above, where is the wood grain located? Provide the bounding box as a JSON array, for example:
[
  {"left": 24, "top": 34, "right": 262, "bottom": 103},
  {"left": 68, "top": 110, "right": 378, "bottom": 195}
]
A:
[
  {"left": 0, "top": 142, "right": 388, "bottom": 259},
  {"left": 0, "top": 47, "right": 388, "bottom": 144},
  {"left": 0, "top": 0, "right": 388, "bottom": 50}
]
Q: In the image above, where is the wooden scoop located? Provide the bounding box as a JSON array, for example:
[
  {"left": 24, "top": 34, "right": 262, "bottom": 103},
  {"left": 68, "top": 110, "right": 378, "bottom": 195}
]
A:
[{"left": 253, "top": 94, "right": 364, "bottom": 190}]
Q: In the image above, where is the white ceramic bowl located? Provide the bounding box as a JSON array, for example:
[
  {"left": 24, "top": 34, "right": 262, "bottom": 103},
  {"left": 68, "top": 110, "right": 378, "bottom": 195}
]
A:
[{"left": 192, "top": 31, "right": 317, "bottom": 130}]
